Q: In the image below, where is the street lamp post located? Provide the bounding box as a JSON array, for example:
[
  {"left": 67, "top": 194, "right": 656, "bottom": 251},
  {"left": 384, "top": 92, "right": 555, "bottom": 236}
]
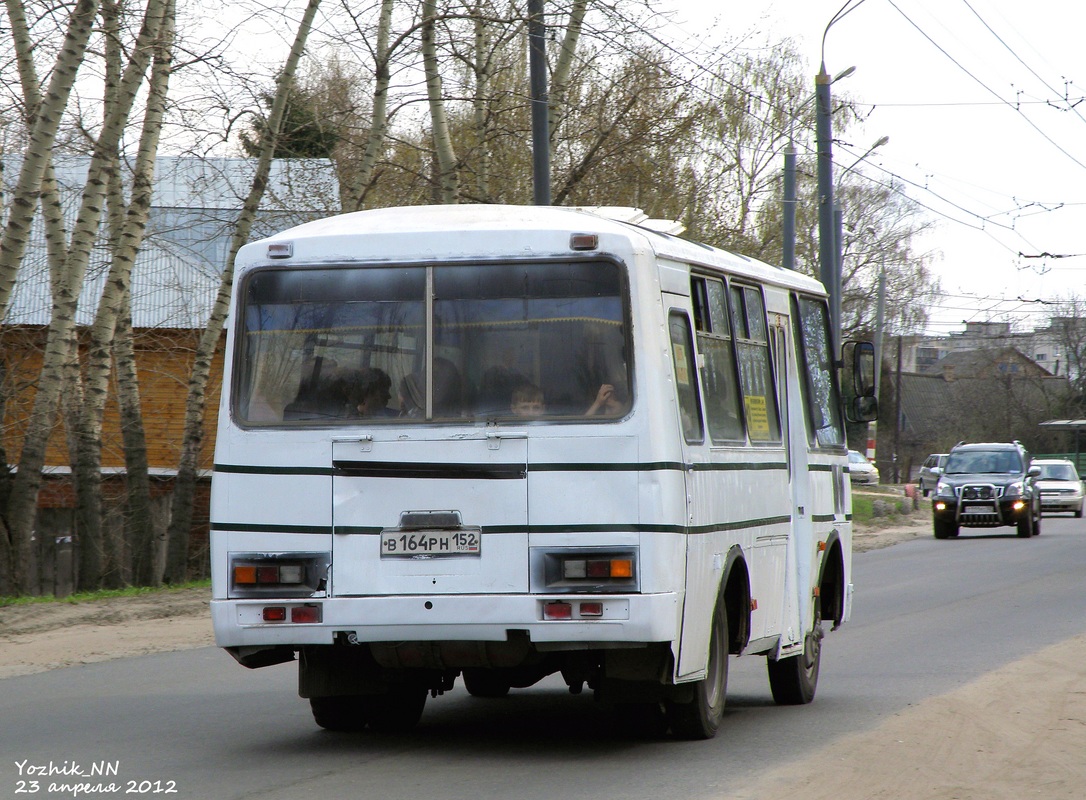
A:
[
  {"left": 817, "top": 0, "right": 871, "bottom": 351},
  {"left": 816, "top": 64, "right": 837, "bottom": 349},
  {"left": 782, "top": 65, "right": 854, "bottom": 272}
]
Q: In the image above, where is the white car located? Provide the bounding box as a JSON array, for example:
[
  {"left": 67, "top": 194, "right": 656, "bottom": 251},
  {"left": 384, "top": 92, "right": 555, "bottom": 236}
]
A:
[
  {"left": 848, "top": 450, "right": 880, "bottom": 485},
  {"left": 1033, "top": 458, "right": 1084, "bottom": 518},
  {"left": 917, "top": 453, "right": 948, "bottom": 497}
]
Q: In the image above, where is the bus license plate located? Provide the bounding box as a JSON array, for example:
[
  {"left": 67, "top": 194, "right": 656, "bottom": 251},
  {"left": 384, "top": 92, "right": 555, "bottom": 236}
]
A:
[{"left": 381, "top": 530, "right": 481, "bottom": 557}]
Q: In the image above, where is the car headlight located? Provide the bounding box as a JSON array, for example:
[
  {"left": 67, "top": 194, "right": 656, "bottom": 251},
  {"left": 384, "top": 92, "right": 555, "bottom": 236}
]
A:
[
  {"left": 935, "top": 481, "right": 955, "bottom": 498},
  {"left": 1003, "top": 481, "right": 1024, "bottom": 498}
]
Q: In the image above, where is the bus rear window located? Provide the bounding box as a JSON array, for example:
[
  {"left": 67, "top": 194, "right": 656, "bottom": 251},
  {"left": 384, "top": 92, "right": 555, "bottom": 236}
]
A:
[{"left": 235, "top": 261, "right": 631, "bottom": 425}]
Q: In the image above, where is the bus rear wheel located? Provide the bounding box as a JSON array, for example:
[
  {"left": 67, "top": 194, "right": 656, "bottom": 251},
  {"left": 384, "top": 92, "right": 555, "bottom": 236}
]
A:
[
  {"left": 309, "top": 696, "right": 370, "bottom": 732},
  {"left": 767, "top": 616, "right": 822, "bottom": 705},
  {"left": 363, "top": 685, "right": 428, "bottom": 733},
  {"left": 666, "top": 598, "right": 727, "bottom": 740}
]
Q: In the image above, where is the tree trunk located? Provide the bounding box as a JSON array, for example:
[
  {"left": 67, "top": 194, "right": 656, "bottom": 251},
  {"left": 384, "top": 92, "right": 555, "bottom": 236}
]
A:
[
  {"left": 471, "top": 1, "right": 491, "bottom": 200},
  {"left": 421, "top": 0, "right": 459, "bottom": 204},
  {"left": 72, "top": 0, "right": 124, "bottom": 590},
  {"left": 115, "top": 299, "right": 158, "bottom": 585},
  {"left": 547, "top": 0, "right": 588, "bottom": 152},
  {"left": 341, "top": 0, "right": 394, "bottom": 212},
  {"left": 164, "top": 0, "right": 323, "bottom": 584}
]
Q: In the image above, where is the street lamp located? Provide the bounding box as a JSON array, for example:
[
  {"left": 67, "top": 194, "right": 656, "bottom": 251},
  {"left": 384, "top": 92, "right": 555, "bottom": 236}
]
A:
[{"left": 817, "top": 0, "right": 872, "bottom": 353}]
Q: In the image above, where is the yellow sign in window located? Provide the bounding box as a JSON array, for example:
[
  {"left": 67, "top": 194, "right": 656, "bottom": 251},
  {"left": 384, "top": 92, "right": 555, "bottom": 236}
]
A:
[{"left": 745, "top": 395, "right": 770, "bottom": 440}]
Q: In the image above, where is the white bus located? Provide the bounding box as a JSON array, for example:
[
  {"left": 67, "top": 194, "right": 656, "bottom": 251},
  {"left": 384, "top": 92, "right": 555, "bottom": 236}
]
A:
[{"left": 210, "top": 204, "right": 876, "bottom": 740}]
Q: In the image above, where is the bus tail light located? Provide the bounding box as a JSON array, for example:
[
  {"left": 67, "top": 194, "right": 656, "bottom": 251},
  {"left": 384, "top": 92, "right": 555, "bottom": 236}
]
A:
[
  {"left": 535, "top": 549, "right": 638, "bottom": 593},
  {"left": 579, "top": 602, "right": 604, "bottom": 617},
  {"left": 544, "top": 602, "right": 573, "bottom": 620},
  {"left": 229, "top": 553, "right": 329, "bottom": 598},
  {"left": 260, "top": 604, "right": 322, "bottom": 623}
]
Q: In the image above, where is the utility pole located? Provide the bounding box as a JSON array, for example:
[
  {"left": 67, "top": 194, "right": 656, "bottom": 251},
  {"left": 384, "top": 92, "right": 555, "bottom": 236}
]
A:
[
  {"left": 893, "top": 335, "right": 903, "bottom": 483},
  {"left": 782, "top": 143, "right": 796, "bottom": 270}
]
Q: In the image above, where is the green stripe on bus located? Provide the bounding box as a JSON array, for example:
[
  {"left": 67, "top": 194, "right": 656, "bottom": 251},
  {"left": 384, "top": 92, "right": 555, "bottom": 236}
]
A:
[{"left": 212, "top": 522, "right": 332, "bottom": 534}]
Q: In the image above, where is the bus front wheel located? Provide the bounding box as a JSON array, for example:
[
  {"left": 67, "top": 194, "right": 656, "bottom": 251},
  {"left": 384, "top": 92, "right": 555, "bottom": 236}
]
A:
[{"left": 666, "top": 598, "right": 728, "bottom": 740}]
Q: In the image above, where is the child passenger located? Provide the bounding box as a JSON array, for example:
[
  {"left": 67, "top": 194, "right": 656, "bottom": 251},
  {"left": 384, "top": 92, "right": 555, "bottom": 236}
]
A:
[{"left": 510, "top": 382, "right": 545, "bottom": 418}]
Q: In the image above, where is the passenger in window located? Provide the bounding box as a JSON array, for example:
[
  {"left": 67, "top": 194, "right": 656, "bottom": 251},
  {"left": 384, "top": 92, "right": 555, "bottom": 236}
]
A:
[
  {"left": 284, "top": 366, "right": 354, "bottom": 420},
  {"left": 352, "top": 367, "right": 394, "bottom": 418},
  {"left": 510, "top": 382, "right": 546, "bottom": 418},
  {"left": 585, "top": 383, "right": 626, "bottom": 416}
]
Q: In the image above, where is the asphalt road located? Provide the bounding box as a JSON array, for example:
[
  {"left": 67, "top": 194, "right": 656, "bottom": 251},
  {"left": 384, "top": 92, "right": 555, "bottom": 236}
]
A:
[{"left": 3, "top": 515, "right": 1085, "bottom": 800}]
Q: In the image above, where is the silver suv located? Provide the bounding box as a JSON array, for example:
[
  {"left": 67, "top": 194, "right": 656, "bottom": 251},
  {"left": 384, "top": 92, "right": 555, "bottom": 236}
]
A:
[{"left": 917, "top": 453, "right": 947, "bottom": 497}]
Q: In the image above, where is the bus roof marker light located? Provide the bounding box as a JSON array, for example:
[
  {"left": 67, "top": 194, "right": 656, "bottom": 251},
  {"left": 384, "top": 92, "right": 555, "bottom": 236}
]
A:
[
  {"left": 569, "top": 233, "right": 598, "bottom": 251},
  {"left": 267, "top": 242, "right": 293, "bottom": 259}
]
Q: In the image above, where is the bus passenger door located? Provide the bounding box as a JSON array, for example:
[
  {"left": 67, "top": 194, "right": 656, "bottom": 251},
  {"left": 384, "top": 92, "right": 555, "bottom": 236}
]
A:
[
  {"left": 773, "top": 314, "right": 811, "bottom": 651},
  {"left": 747, "top": 317, "right": 792, "bottom": 642},
  {"left": 667, "top": 308, "right": 714, "bottom": 679}
]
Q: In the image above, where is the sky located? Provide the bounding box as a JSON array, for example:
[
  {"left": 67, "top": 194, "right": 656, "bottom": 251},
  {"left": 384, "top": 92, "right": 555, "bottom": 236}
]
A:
[{"left": 658, "top": 0, "right": 1086, "bottom": 336}]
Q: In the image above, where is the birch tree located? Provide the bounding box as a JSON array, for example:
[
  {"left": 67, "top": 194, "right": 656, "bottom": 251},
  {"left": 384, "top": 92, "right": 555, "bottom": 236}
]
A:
[
  {"left": 71, "top": 0, "right": 175, "bottom": 588},
  {"left": 339, "top": 0, "right": 396, "bottom": 212},
  {"left": 165, "top": 0, "right": 323, "bottom": 583},
  {"left": 421, "top": 0, "right": 459, "bottom": 203},
  {"left": 1, "top": 0, "right": 168, "bottom": 593}
]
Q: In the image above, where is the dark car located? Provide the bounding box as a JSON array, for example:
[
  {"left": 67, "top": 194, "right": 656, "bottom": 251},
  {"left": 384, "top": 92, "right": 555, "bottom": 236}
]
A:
[{"left": 931, "top": 441, "right": 1042, "bottom": 539}]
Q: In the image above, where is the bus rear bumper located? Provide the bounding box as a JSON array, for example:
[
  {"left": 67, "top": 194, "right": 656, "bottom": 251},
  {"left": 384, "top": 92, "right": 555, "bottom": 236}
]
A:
[{"left": 211, "top": 593, "right": 681, "bottom": 649}]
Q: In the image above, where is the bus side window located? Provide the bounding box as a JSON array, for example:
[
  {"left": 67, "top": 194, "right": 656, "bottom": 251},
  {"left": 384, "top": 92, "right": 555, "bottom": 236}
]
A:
[
  {"left": 728, "top": 284, "right": 782, "bottom": 444},
  {"left": 668, "top": 311, "right": 704, "bottom": 443},
  {"left": 691, "top": 276, "right": 745, "bottom": 443},
  {"left": 791, "top": 294, "right": 844, "bottom": 447}
]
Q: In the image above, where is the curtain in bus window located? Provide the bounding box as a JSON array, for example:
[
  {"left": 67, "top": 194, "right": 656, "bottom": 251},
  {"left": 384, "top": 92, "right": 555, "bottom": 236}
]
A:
[
  {"left": 728, "top": 285, "right": 782, "bottom": 443},
  {"left": 669, "top": 312, "right": 704, "bottom": 443},
  {"left": 237, "top": 268, "right": 425, "bottom": 423},
  {"left": 694, "top": 278, "right": 744, "bottom": 442},
  {"left": 432, "top": 262, "right": 629, "bottom": 420},
  {"left": 794, "top": 295, "right": 844, "bottom": 446}
]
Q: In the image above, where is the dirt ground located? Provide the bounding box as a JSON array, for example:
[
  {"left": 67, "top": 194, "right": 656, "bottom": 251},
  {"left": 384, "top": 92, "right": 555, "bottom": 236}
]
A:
[{"left": 2, "top": 505, "right": 1084, "bottom": 798}]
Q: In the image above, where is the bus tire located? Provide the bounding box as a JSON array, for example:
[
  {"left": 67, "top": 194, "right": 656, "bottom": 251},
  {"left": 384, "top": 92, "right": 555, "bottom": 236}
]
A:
[
  {"left": 462, "top": 669, "right": 511, "bottom": 698},
  {"left": 767, "top": 615, "right": 822, "bottom": 705},
  {"left": 666, "top": 598, "right": 727, "bottom": 740},
  {"left": 364, "top": 686, "right": 428, "bottom": 733},
  {"left": 309, "top": 696, "right": 369, "bottom": 732}
]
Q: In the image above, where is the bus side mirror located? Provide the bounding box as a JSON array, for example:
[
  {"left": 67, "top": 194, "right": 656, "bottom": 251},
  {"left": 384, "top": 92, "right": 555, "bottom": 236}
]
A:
[
  {"left": 852, "top": 341, "right": 876, "bottom": 397},
  {"left": 843, "top": 340, "right": 878, "bottom": 423}
]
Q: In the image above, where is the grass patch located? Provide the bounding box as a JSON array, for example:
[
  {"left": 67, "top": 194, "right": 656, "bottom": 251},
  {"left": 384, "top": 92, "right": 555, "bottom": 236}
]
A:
[
  {"left": 0, "top": 579, "right": 211, "bottom": 608},
  {"left": 852, "top": 492, "right": 924, "bottom": 526}
]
